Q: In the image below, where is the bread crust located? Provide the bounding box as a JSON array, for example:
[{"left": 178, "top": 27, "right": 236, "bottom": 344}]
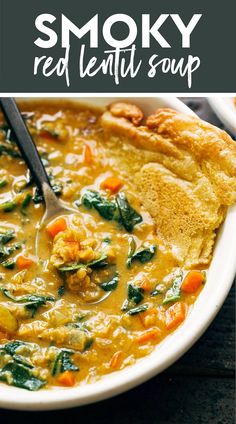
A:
[{"left": 101, "top": 104, "right": 236, "bottom": 268}]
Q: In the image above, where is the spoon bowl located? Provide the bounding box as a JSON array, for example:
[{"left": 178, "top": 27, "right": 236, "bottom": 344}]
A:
[{"left": 35, "top": 182, "right": 78, "bottom": 256}]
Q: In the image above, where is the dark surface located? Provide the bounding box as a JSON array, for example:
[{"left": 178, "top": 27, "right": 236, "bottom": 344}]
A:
[
  {"left": 0, "top": 98, "right": 235, "bottom": 423},
  {"left": 1, "top": 0, "right": 236, "bottom": 93}
]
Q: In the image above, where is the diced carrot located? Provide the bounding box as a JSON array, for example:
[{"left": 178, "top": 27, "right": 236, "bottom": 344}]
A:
[
  {"left": 83, "top": 144, "right": 93, "bottom": 165},
  {"left": 165, "top": 302, "right": 186, "bottom": 330},
  {"left": 109, "top": 351, "right": 124, "bottom": 369},
  {"left": 181, "top": 270, "right": 205, "bottom": 294},
  {"left": 56, "top": 371, "right": 76, "bottom": 387},
  {"left": 140, "top": 279, "right": 152, "bottom": 292},
  {"left": 100, "top": 177, "right": 123, "bottom": 193},
  {"left": 137, "top": 328, "right": 161, "bottom": 345},
  {"left": 16, "top": 255, "right": 35, "bottom": 270},
  {"left": 143, "top": 308, "right": 157, "bottom": 318},
  {"left": 46, "top": 216, "right": 68, "bottom": 238}
]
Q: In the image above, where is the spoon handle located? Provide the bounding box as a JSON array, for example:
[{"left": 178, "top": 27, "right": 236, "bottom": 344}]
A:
[{"left": 0, "top": 97, "right": 51, "bottom": 191}]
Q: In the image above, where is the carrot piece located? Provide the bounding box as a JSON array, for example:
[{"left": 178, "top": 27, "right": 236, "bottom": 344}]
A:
[
  {"left": 83, "top": 144, "right": 93, "bottom": 165},
  {"left": 140, "top": 279, "right": 152, "bottom": 292},
  {"left": 56, "top": 371, "right": 76, "bottom": 387},
  {"left": 137, "top": 328, "right": 161, "bottom": 345},
  {"left": 165, "top": 302, "right": 186, "bottom": 330},
  {"left": 143, "top": 308, "right": 157, "bottom": 318},
  {"left": 109, "top": 351, "right": 124, "bottom": 369},
  {"left": 16, "top": 255, "right": 35, "bottom": 270},
  {"left": 100, "top": 177, "right": 123, "bottom": 194},
  {"left": 181, "top": 270, "right": 205, "bottom": 294},
  {"left": 46, "top": 216, "right": 68, "bottom": 238}
]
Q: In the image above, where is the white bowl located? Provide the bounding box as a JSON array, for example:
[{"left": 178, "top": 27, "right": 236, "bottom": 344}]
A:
[
  {"left": 0, "top": 97, "right": 235, "bottom": 411},
  {"left": 208, "top": 97, "right": 236, "bottom": 136}
]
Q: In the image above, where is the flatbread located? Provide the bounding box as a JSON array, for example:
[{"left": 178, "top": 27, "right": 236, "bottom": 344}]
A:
[{"left": 101, "top": 104, "right": 236, "bottom": 268}]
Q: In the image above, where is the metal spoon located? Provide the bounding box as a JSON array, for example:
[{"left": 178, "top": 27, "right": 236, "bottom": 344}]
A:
[{"left": 0, "top": 98, "right": 76, "bottom": 245}]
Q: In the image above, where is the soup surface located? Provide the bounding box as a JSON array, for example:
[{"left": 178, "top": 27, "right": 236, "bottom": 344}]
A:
[{"left": 0, "top": 101, "right": 213, "bottom": 390}]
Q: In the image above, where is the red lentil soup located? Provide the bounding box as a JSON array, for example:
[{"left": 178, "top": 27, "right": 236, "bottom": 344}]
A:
[{"left": 0, "top": 101, "right": 206, "bottom": 390}]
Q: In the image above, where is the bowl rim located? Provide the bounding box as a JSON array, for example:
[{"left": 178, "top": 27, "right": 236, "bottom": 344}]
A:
[
  {"left": 208, "top": 97, "right": 236, "bottom": 136},
  {"left": 0, "top": 96, "right": 235, "bottom": 411}
]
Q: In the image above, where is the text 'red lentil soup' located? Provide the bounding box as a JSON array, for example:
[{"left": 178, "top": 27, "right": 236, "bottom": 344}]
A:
[{"left": 0, "top": 100, "right": 233, "bottom": 391}]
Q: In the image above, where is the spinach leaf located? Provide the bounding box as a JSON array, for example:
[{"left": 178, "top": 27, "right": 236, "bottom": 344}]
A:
[
  {"left": 3, "top": 340, "right": 25, "bottom": 355},
  {"left": 58, "top": 254, "right": 108, "bottom": 272},
  {"left": 127, "top": 243, "right": 157, "bottom": 268},
  {"left": 1, "top": 258, "right": 15, "bottom": 269},
  {"left": 24, "top": 295, "right": 54, "bottom": 317},
  {"left": 71, "top": 321, "right": 89, "bottom": 332},
  {"left": 127, "top": 304, "right": 149, "bottom": 315},
  {"left": 0, "top": 340, "right": 45, "bottom": 390},
  {"left": 60, "top": 352, "right": 78, "bottom": 373},
  {"left": 0, "top": 200, "right": 17, "bottom": 213},
  {"left": 0, "top": 179, "right": 7, "bottom": 189},
  {"left": 58, "top": 285, "right": 65, "bottom": 297},
  {"left": 0, "top": 246, "right": 13, "bottom": 259},
  {"left": 2, "top": 341, "right": 33, "bottom": 368},
  {"left": 0, "top": 287, "right": 55, "bottom": 317},
  {"left": 0, "top": 242, "right": 22, "bottom": 260},
  {"left": 163, "top": 273, "right": 183, "bottom": 305},
  {"left": 51, "top": 182, "right": 63, "bottom": 197},
  {"left": 128, "top": 283, "right": 144, "bottom": 304},
  {"left": 100, "top": 272, "right": 119, "bottom": 292},
  {"left": 88, "top": 254, "right": 108, "bottom": 269},
  {"left": 83, "top": 338, "right": 94, "bottom": 351},
  {"left": 21, "top": 193, "right": 32, "bottom": 210},
  {"left": 58, "top": 263, "right": 86, "bottom": 272},
  {"left": 121, "top": 283, "right": 144, "bottom": 311},
  {"left": 80, "top": 190, "right": 116, "bottom": 220},
  {"left": 0, "top": 144, "right": 21, "bottom": 158},
  {"left": 32, "top": 187, "right": 43, "bottom": 204},
  {"left": 32, "top": 181, "right": 62, "bottom": 204},
  {"left": 115, "top": 193, "right": 142, "bottom": 232},
  {"left": 0, "top": 362, "right": 45, "bottom": 391},
  {"left": 51, "top": 350, "right": 79, "bottom": 376},
  {"left": 79, "top": 191, "right": 142, "bottom": 233},
  {"left": 0, "top": 115, "right": 33, "bottom": 145},
  {"left": 127, "top": 236, "right": 136, "bottom": 268},
  {"left": 25, "top": 296, "right": 55, "bottom": 317},
  {"left": 131, "top": 245, "right": 156, "bottom": 264},
  {"left": 0, "top": 230, "right": 15, "bottom": 245},
  {"left": 0, "top": 231, "right": 19, "bottom": 265}
]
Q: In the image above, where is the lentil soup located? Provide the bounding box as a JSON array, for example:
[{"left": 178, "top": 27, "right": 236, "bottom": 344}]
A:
[{"left": 0, "top": 100, "right": 234, "bottom": 391}]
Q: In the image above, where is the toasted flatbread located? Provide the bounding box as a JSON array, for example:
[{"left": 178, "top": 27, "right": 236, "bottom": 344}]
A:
[{"left": 101, "top": 103, "right": 236, "bottom": 268}]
